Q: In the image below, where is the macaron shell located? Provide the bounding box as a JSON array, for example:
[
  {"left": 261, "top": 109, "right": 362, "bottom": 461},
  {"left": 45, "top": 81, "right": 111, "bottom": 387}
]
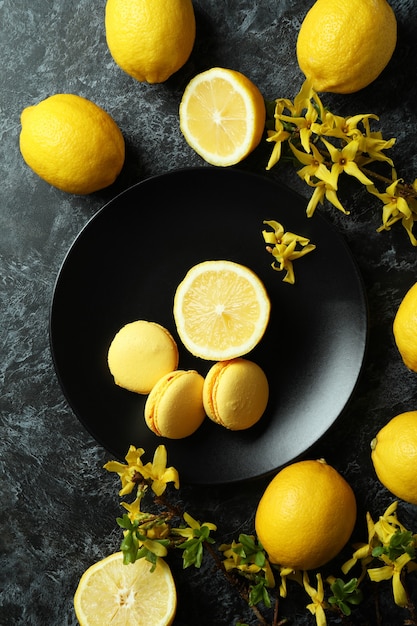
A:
[
  {"left": 203, "top": 358, "right": 269, "bottom": 430},
  {"left": 107, "top": 320, "right": 179, "bottom": 394},
  {"left": 144, "top": 370, "right": 205, "bottom": 439}
]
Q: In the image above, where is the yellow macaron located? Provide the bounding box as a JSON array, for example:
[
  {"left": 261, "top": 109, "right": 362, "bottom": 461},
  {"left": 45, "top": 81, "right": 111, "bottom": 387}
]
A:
[
  {"left": 144, "top": 370, "right": 206, "bottom": 439},
  {"left": 203, "top": 358, "right": 269, "bottom": 430},
  {"left": 107, "top": 320, "right": 179, "bottom": 394}
]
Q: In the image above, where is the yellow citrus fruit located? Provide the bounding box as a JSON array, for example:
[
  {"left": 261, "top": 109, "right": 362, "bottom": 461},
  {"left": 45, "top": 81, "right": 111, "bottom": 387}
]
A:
[
  {"left": 74, "top": 552, "right": 177, "bottom": 626},
  {"left": 371, "top": 411, "right": 417, "bottom": 505},
  {"left": 173, "top": 260, "right": 270, "bottom": 361},
  {"left": 255, "top": 459, "right": 357, "bottom": 571},
  {"left": 105, "top": 0, "right": 195, "bottom": 83},
  {"left": 20, "top": 94, "right": 125, "bottom": 194},
  {"left": 393, "top": 282, "right": 417, "bottom": 372},
  {"left": 296, "top": 0, "right": 397, "bottom": 94},
  {"left": 179, "top": 67, "right": 266, "bottom": 166}
]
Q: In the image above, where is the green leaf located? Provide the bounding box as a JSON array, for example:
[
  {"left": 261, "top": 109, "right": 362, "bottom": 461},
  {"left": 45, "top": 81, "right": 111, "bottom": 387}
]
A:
[
  {"left": 120, "top": 531, "right": 133, "bottom": 551},
  {"left": 121, "top": 530, "right": 140, "bottom": 565},
  {"left": 328, "top": 578, "right": 363, "bottom": 614},
  {"left": 372, "top": 530, "right": 416, "bottom": 561},
  {"left": 339, "top": 601, "right": 352, "bottom": 617},
  {"left": 197, "top": 525, "right": 212, "bottom": 541},
  {"left": 117, "top": 514, "right": 134, "bottom": 530},
  {"left": 179, "top": 537, "right": 204, "bottom": 568},
  {"left": 233, "top": 544, "right": 247, "bottom": 559},
  {"left": 343, "top": 578, "right": 360, "bottom": 594},
  {"left": 254, "top": 551, "right": 266, "bottom": 568},
  {"left": 332, "top": 578, "right": 345, "bottom": 598},
  {"left": 248, "top": 579, "right": 271, "bottom": 608},
  {"left": 233, "top": 534, "right": 266, "bottom": 567},
  {"left": 135, "top": 545, "right": 149, "bottom": 560},
  {"left": 238, "top": 534, "right": 257, "bottom": 551},
  {"left": 388, "top": 530, "right": 415, "bottom": 560},
  {"left": 145, "top": 550, "right": 158, "bottom": 572}
]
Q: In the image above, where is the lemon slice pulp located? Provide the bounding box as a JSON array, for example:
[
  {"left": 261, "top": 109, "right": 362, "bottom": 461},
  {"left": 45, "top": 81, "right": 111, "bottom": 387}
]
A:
[
  {"left": 173, "top": 260, "right": 271, "bottom": 361},
  {"left": 179, "top": 67, "right": 266, "bottom": 166},
  {"left": 74, "top": 552, "right": 177, "bottom": 626}
]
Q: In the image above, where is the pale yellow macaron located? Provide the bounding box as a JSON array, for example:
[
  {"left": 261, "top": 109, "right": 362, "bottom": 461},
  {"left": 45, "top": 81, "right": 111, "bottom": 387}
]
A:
[
  {"left": 144, "top": 370, "right": 206, "bottom": 439},
  {"left": 107, "top": 320, "right": 179, "bottom": 394},
  {"left": 203, "top": 358, "right": 269, "bottom": 430}
]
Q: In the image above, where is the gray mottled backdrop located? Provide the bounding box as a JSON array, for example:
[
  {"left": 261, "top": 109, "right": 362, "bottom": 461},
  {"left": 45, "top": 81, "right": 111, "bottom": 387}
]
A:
[{"left": 2, "top": 1, "right": 417, "bottom": 624}]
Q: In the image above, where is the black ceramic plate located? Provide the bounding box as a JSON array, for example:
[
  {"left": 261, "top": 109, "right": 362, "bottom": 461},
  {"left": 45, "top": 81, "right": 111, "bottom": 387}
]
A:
[{"left": 50, "top": 167, "right": 367, "bottom": 484}]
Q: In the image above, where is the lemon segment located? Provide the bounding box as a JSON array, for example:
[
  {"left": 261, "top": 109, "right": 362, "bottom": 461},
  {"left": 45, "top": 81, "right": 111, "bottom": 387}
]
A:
[
  {"left": 105, "top": 0, "right": 195, "bottom": 83},
  {"left": 173, "top": 260, "right": 270, "bottom": 361},
  {"left": 74, "top": 552, "right": 177, "bottom": 626},
  {"left": 296, "top": 0, "right": 397, "bottom": 94},
  {"left": 179, "top": 67, "right": 266, "bottom": 166},
  {"left": 19, "top": 94, "right": 125, "bottom": 194}
]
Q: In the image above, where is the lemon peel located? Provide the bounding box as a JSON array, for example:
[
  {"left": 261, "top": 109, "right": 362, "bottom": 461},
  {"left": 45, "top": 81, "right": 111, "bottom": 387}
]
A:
[
  {"left": 255, "top": 459, "right": 357, "bottom": 571},
  {"left": 19, "top": 94, "right": 125, "bottom": 194},
  {"left": 371, "top": 411, "right": 417, "bottom": 505},
  {"left": 105, "top": 0, "right": 195, "bottom": 83},
  {"left": 296, "top": 0, "right": 397, "bottom": 94},
  {"left": 393, "top": 283, "right": 417, "bottom": 370}
]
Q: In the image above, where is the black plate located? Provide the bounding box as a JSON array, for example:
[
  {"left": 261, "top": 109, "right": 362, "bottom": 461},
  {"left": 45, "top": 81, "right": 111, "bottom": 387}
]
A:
[{"left": 50, "top": 167, "right": 367, "bottom": 484}]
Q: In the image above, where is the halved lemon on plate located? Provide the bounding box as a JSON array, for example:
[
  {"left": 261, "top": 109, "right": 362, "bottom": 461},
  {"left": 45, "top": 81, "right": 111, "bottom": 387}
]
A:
[{"left": 173, "top": 260, "right": 271, "bottom": 361}]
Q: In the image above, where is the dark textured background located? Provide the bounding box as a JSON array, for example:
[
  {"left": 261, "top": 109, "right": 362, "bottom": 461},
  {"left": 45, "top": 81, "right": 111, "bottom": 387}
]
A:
[{"left": 1, "top": 1, "right": 417, "bottom": 624}]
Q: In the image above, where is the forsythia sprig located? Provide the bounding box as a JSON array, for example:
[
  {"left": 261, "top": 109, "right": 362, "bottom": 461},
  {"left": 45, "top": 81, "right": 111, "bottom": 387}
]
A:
[
  {"left": 104, "top": 445, "right": 217, "bottom": 569},
  {"left": 266, "top": 80, "right": 417, "bottom": 246},
  {"left": 342, "top": 501, "right": 417, "bottom": 609},
  {"left": 105, "top": 447, "right": 417, "bottom": 626}
]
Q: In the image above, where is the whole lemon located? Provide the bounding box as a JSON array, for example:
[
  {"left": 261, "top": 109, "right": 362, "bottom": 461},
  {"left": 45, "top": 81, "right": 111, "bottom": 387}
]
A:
[
  {"left": 296, "top": 0, "right": 397, "bottom": 94},
  {"left": 393, "top": 282, "right": 417, "bottom": 372},
  {"left": 105, "top": 0, "right": 196, "bottom": 84},
  {"left": 20, "top": 94, "right": 125, "bottom": 195},
  {"left": 255, "top": 459, "right": 356, "bottom": 571},
  {"left": 371, "top": 411, "right": 417, "bottom": 505}
]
